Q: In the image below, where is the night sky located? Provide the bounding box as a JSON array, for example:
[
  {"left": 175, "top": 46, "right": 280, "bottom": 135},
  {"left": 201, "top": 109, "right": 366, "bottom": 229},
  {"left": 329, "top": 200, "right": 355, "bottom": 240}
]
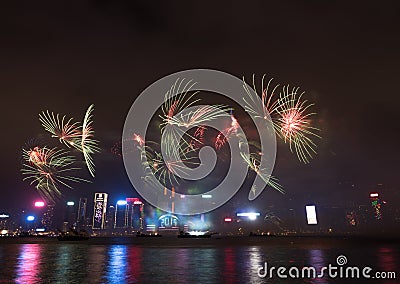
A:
[{"left": 1, "top": 1, "right": 399, "bottom": 224}]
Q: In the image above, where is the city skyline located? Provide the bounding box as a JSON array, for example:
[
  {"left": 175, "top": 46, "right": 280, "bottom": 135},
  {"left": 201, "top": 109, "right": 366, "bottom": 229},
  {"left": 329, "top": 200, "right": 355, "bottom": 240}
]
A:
[
  {"left": 1, "top": 2, "right": 399, "bottom": 283},
  {"left": 1, "top": 189, "right": 398, "bottom": 237},
  {"left": 0, "top": 2, "right": 399, "bottom": 234}
]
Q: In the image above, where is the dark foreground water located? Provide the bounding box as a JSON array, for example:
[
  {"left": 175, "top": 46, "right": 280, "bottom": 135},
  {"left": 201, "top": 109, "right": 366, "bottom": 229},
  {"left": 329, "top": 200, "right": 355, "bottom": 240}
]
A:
[{"left": 0, "top": 237, "right": 398, "bottom": 283}]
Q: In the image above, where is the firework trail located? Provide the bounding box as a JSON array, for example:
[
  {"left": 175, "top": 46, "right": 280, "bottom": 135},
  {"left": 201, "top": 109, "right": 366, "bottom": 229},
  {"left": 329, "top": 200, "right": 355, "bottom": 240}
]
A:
[
  {"left": 189, "top": 125, "right": 206, "bottom": 150},
  {"left": 81, "top": 104, "right": 100, "bottom": 177},
  {"left": 235, "top": 131, "right": 283, "bottom": 195},
  {"left": 21, "top": 146, "right": 88, "bottom": 202},
  {"left": 161, "top": 78, "right": 199, "bottom": 128},
  {"left": 243, "top": 75, "right": 281, "bottom": 132},
  {"left": 240, "top": 151, "right": 283, "bottom": 195},
  {"left": 39, "top": 111, "right": 81, "bottom": 148}
]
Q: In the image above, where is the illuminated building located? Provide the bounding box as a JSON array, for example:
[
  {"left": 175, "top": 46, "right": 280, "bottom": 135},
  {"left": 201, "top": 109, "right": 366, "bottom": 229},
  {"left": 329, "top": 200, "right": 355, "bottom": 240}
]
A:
[
  {"left": 305, "top": 205, "right": 318, "bottom": 225},
  {"left": 0, "top": 214, "right": 11, "bottom": 235},
  {"left": 114, "top": 200, "right": 127, "bottom": 229},
  {"left": 76, "top": 198, "right": 88, "bottom": 229},
  {"left": 41, "top": 204, "right": 55, "bottom": 231},
  {"left": 114, "top": 198, "right": 144, "bottom": 232},
  {"left": 34, "top": 201, "right": 45, "bottom": 208},
  {"left": 63, "top": 201, "right": 76, "bottom": 231},
  {"left": 92, "top": 193, "right": 108, "bottom": 230},
  {"left": 105, "top": 205, "right": 115, "bottom": 230},
  {"left": 158, "top": 214, "right": 179, "bottom": 234},
  {"left": 236, "top": 212, "right": 261, "bottom": 221},
  {"left": 369, "top": 192, "right": 382, "bottom": 220},
  {"left": 126, "top": 198, "right": 144, "bottom": 231}
]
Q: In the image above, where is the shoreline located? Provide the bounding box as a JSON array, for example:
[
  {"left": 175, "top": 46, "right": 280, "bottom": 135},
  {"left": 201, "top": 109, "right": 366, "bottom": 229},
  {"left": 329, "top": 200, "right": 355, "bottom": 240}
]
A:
[{"left": 1, "top": 235, "right": 399, "bottom": 247}]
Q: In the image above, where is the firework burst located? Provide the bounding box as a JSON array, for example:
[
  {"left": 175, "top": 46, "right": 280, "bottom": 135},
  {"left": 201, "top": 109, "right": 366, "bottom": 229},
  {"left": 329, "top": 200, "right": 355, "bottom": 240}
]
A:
[
  {"left": 39, "top": 111, "right": 81, "bottom": 148},
  {"left": 243, "top": 75, "right": 320, "bottom": 163},
  {"left": 21, "top": 146, "right": 88, "bottom": 202},
  {"left": 243, "top": 74, "right": 281, "bottom": 132},
  {"left": 160, "top": 78, "right": 231, "bottom": 152},
  {"left": 276, "top": 85, "right": 320, "bottom": 163},
  {"left": 161, "top": 78, "right": 200, "bottom": 127},
  {"left": 39, "top": 104, "right": 100, "bottom": 176},
  {"left": 132, "top": 132, "right": 200, "bottom": 186}
]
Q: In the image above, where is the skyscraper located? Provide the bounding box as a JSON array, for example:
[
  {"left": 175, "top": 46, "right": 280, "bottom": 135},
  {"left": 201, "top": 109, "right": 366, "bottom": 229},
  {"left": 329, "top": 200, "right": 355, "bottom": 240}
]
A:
[
  {"left": 114, "top": 200, "right": 127, "bottom": 229},
  {"left": 41, "top": 204, "right": 55, "bottom": 231},
  {"left": 126, "top": 198, "right": 144, "bottom": 231},
  {"left": 105, "top": 205, "right": 115, "bottom": 230},
  {"left": 63, "top": 201, "right": 76, "bottom": 230},
  {"left": 76, "top": 198, "right": 87, "bottom": 230},
  {"left": 92, "top": 193, "right": 108, "bottom": 230}
]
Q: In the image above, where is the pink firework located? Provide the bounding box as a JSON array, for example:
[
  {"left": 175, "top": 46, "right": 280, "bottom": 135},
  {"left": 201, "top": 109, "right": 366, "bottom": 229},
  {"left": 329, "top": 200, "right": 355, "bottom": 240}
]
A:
[
  {"left": 27, "top": 146, "right": 48, "bottom": 165},
  {"left": 133, "top": 133, "right": 145, "bottom": 146},
  {"left": 214, "top": 115, "right": 239, "bottom": 150},
  {"left": 189, "top": 125, "right": 206, "bottom": 149},
  {"left": 167, "top": 100, "right": 180, "bottom": 123},
  {"left": 276, "top": 85, "right": 320, "bottom": 163},
  {"left": 39, "top": 111, "right": 81, "bottom": 148},
  {"left": 111, "top": 141, "right": 122, "bottom": 157},
  {"left": 280, "top": 108, "right": 306, "bottom": 141}
]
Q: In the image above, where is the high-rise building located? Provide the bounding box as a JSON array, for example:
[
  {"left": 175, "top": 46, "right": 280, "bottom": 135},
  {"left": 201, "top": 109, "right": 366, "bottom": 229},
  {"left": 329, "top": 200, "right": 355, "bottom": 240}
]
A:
[
  {"left": 114, "top": 200, "right": 127, "bottom": 229},
  {"left": 41, "top": 204, "right": 55, "bottom": 231},
  {"left": 126, "top": 198, "right": 144, "bottom": 231},
  {"left": 105, "top": 205, "right": 115, "bottom": 230},
  {"left": 76, "top": 198, "right": 88, "bottom": 230},
  {"left": 63, "top": 201, "right": 77, "bottom": 231},
  {"left": 92, "top": 193, "right": 108, "bottom": 230}
]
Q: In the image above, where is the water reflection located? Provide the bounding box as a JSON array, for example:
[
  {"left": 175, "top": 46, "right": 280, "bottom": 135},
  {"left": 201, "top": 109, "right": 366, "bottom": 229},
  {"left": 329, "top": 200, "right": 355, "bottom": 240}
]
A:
[
  {"left": 0, "top": 241, "right": 397, "bottom": 284},
  {"left": 307, "top": 249, "right": 329, "bottom": 284},
  {"left": 15, "top": 244, "right": 42, "bottom": 284},
  {"left": 87, "top": 245, "right": 107, "bottom": 283},
  {"left": 247, "top": 247, "right": 264, "bottom": 283},
  {"left": 55, "top": 246, "right": 73, "bottom": 281},
  {"left": 222, "top": 247, "right": 236, "bottom": 283},
  {"left": 174, "top": 249, "right": 189, "bottom": 283},
  {"left": 376, "top": 247, "right": 398, "bottom": 272},
  {"left": 127, "top": 246, "right": 143, "bottom": 283},
  {"left": 106, "top": 245, "right": 128, "bottom": 283}
]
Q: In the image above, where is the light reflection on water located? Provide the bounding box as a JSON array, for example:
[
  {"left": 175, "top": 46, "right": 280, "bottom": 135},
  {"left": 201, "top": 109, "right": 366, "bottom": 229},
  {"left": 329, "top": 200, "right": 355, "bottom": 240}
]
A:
[
  {"left": 106, "top": 245, "right": 128, "bottom": 283},
  {"left": 0, "top": 241, "right": 397, "bottom": 283},
  {"left": 15, "top": 244, "right": 41, "bottom": 284}
]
